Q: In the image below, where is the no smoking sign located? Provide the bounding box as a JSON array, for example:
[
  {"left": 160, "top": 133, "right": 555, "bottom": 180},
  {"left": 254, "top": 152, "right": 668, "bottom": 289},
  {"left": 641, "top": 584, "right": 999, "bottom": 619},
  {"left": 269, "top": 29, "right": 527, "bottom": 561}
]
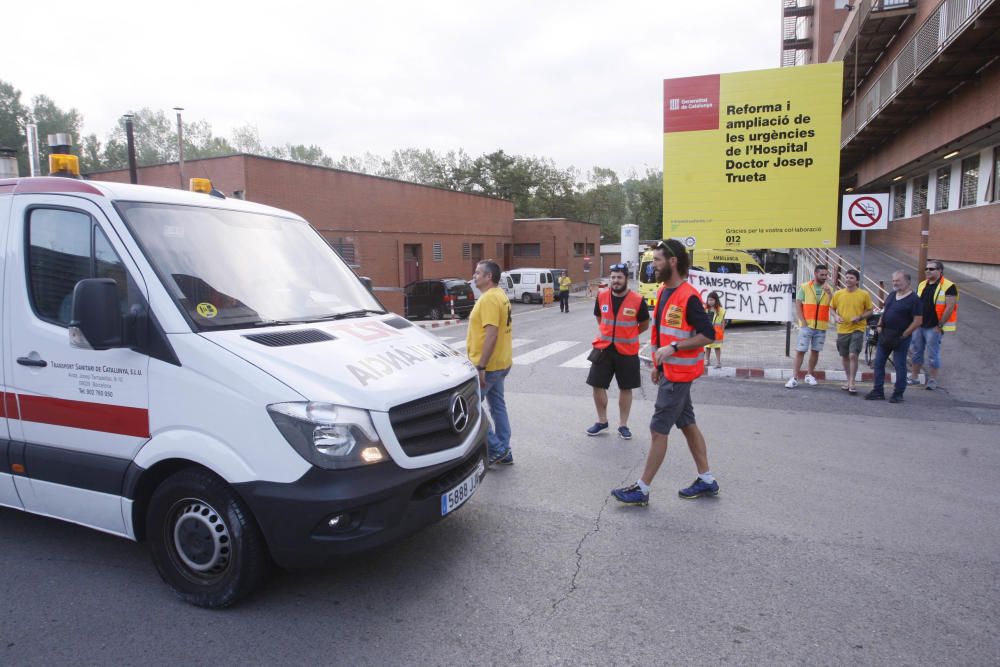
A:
[{"left": 841, "top": 193, "right": 889, "bottom": 230}]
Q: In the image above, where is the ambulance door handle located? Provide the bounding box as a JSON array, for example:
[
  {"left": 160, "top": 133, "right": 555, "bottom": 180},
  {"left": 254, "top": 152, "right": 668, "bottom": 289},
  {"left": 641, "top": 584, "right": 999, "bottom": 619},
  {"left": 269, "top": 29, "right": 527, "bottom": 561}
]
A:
[{"left": 17, "top": 357, "right": 48, "bottom": 368}]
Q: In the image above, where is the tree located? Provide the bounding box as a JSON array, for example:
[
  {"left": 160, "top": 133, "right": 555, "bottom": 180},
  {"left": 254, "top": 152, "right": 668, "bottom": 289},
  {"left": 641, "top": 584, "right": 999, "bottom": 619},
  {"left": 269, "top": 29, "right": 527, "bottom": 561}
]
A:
[
  {"left": 622, "top": 169, "right": 663, "bottom": 241},
  {"left": 576, "top": 167, "right": 627, "bottom": 241},
  {"left": 230, "top": 124, "right": 267, "bottom": 156},
  {"left": 0, "top": 80, "right": 29, "bottom": 174},
  {"left": 31, "top": 94, "right": 83, "bottom": 159},
  {"left": 0, "top": 82, "right": 84, "bottom": 176}
]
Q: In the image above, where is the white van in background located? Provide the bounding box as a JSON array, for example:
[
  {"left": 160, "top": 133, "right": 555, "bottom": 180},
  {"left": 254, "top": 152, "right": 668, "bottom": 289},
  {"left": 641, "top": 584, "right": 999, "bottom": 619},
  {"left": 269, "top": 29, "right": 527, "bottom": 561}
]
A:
[
  {"left": 469, "top": 271, "right": 514, "bottom": 301},
  {"left": 507, "top": 268, "right": 554, "bottom": 304}
]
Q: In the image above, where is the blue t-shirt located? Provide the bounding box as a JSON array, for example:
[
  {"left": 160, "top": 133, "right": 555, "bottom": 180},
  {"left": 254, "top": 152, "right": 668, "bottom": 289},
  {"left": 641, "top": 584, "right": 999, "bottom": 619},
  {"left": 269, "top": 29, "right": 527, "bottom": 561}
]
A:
[{"left": 880, "top": 291, "right": 922, "bottom": 333}]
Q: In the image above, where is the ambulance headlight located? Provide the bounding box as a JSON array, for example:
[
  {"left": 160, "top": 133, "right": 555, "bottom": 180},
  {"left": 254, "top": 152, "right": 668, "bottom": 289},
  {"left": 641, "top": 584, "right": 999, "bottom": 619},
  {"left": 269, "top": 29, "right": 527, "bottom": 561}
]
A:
[{"left": 267, "top": 402, "right": 389, "bottom": 469}]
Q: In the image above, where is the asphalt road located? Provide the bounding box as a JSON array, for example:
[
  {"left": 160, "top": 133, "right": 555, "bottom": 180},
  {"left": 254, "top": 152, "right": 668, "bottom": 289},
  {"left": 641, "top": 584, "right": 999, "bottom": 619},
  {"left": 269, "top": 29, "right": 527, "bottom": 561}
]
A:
[{"left": 2, "top": 300, "right": 998, "bottom": 665}]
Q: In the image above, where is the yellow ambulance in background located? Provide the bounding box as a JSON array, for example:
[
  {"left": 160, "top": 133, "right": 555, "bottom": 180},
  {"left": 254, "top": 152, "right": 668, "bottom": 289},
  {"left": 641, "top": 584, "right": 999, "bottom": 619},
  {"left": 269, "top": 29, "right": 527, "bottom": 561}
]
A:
[{"left": 637, "top": 248, "right": 764, "bottom": 308}]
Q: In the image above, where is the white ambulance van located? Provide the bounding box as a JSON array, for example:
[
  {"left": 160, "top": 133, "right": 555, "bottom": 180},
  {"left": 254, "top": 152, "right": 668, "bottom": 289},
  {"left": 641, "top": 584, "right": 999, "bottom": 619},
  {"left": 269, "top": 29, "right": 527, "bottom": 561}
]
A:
[{"left": 0, "top": 172, "right": 487, "bottom": 608}]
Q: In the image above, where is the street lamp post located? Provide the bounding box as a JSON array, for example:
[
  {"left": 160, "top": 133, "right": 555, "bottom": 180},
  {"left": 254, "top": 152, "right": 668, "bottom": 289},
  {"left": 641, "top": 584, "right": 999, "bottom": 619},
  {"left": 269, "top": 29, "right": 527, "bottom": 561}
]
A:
[{"left": 173, "top": 107, "right": 184, "bottom": 189}]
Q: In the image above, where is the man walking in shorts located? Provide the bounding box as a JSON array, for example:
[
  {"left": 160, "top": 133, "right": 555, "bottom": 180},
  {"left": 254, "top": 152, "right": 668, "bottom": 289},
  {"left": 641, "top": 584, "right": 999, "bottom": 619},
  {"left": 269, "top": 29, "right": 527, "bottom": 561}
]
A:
[
  {"left": 830, "top": 269, "right": 873, "bottom": 394},
  {"left": 586, "top": 263, "right": 649, "bottom": 440},
  {"left": 611, "top": 240, "right": 717, "bottom": 507},
  {"left": 786, "top": 264, "right": 834, "bottom": 388}
]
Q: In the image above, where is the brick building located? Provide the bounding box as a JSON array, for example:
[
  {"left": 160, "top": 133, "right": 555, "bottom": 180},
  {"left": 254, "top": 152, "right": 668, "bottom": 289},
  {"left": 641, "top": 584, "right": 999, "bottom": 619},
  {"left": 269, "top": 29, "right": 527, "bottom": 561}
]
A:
[
  {"left": 89, "top": 154, "right": 515, "bottom": 313},
  {"left": 511, "top": 218, "right": 603, "bottom": 283},
  {"left": 782, "top": 0, "right": 1000, "bottom": 287}
]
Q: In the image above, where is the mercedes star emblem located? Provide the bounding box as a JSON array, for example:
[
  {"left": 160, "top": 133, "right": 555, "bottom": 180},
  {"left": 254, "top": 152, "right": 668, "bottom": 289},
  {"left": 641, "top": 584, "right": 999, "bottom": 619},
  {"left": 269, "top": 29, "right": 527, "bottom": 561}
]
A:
[{"left": 450, "top": 393, "right": 469, "bottom": 433}]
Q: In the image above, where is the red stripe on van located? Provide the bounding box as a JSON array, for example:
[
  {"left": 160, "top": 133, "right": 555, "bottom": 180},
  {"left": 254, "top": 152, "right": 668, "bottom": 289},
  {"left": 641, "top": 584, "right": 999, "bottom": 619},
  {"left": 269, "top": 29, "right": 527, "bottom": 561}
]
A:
[
  {"left": 11, "top": 177, "right": 104, "bottom": 196},
  {"left": 0, "top": 392, "right": 19, "bottom": 419},
  {"left": 18, "top": 395, "right": 149, "bottom": 438}
]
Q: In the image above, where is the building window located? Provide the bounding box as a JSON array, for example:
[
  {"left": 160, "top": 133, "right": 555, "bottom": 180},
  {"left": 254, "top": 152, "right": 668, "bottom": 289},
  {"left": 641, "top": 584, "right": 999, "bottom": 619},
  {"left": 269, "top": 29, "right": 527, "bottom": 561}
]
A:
[
  {"left": 573, "top": 243, "right": 584, "bottom": 256},
  {"left": 462, "top": 242, "right": 471, "bottom": 259},
  {"left": 934, "top": 166, "right": 951, "bottom": 212},
  {"left": 993, "top": 147, "right": 1000, "bottom": 202},
  {"left": 911, "top": 174, "right": 928, "bottom": 213},
  {"left": 586, "top": 243, "right": 595, "bottom": 256},
  {"left": 329, "top": 238, "right": 357, "bottom": 265},
  {"left": 496, "top": 242, "right": 504, "bottom": 258},
  {"left": 513, "top": 243, "right": 540, "bottom": 257},
  {"left": 432, "top": 242, "right": 443, "bottom": 262},
  {"left": 959, "top": 155, "right": 980, "bottom": 208},
  {"left": 892, "top": 184, "right": 906, "bottom": 219}
]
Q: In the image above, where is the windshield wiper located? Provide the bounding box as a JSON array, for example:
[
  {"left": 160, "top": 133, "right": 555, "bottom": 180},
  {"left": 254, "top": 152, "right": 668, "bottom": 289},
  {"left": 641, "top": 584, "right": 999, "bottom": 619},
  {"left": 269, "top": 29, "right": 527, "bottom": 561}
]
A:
[
  {"left": 250, "top": 319, "right": 302, "bottom": 327},
  {"left": 324, "top": 309, "right": 385, "bottom": 320}
]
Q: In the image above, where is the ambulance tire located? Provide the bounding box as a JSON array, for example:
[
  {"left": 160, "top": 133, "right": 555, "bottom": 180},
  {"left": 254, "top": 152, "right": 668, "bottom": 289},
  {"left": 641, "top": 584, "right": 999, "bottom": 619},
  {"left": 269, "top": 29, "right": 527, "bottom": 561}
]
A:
[
  {"left": 521, "top": 293, "right": 532, "bottom": 304},
  {"left": 147, "top": 468, "right": 269, "bottom": 608}
]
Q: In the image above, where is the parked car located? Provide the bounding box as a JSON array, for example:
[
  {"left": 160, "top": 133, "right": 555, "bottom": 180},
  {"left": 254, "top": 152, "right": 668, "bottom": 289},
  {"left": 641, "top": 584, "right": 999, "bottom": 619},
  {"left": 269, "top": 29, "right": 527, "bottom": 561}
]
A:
[
  {"left": 405, "top": 278, "right": 476, "bottom": 319},
  {"left": 507, "top": 268, "right": 555, "bottom": 304}
]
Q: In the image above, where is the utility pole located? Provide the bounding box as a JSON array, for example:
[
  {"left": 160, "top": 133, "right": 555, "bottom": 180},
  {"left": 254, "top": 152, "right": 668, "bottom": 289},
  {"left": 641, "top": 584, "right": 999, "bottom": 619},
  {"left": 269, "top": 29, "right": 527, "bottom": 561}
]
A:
[
  {"left": 918, "top": 208, "right": 930, "bottom": 272},
  {"left": 173, "top": 107, "right": 185, "bottom": 189},
  {"left": 123, "top": 114, "right": 138, "bottom": 184}
]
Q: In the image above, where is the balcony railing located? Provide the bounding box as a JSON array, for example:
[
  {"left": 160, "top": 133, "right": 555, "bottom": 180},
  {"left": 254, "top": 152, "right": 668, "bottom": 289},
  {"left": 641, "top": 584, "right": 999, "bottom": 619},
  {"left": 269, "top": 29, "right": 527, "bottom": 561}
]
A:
[{"left": 841, "top": 0, "right": 993, "bottom": 145}]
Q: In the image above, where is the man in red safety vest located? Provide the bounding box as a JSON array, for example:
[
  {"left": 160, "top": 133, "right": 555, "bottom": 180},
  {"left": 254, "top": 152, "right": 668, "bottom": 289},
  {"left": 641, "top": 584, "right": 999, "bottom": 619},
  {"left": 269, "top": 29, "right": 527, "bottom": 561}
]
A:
[
  {"left": 585, "top": 263, "right": 650, "bottom": 440},
  {"left": 612, "top": 239, "right": 719, "bottom": 507}
]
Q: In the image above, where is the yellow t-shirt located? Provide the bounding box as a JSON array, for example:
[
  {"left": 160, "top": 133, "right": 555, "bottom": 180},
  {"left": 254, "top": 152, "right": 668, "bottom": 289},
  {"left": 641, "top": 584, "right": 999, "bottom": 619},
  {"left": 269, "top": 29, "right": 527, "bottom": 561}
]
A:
[
  {"left": 559, "top": 276, "right": 572, "bottom": 292},
  {"left": 467, "top": 287, "right": 513, "bottom": 371},
  {"left": 830, "top": 288, "right": 874, "bottom": 334}
]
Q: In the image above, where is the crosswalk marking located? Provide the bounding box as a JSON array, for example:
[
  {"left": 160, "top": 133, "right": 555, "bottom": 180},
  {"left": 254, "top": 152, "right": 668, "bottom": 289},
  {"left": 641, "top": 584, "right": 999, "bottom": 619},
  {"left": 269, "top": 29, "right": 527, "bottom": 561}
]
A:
[
  {"left": 447, "top": 338, "right": 530, "bottom": 351},
  {"left": 560, "top": 349, "right": 594, "bottom": 369},
  {"left": 512, "top": 341, "right": 578, "bottom": 365}
]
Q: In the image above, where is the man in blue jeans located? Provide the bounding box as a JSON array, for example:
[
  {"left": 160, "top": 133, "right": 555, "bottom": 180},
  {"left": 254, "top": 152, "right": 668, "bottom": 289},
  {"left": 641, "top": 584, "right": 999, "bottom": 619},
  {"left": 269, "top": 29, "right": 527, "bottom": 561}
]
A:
[
  {"left": 866, "top": 271, "right": 923, "bottom": 403},
  {"left": 909, "top": 260, "right": 959, "bottom": 391},
  {"left": 468, "top": 260, "right": 514, "bottom": 465}
]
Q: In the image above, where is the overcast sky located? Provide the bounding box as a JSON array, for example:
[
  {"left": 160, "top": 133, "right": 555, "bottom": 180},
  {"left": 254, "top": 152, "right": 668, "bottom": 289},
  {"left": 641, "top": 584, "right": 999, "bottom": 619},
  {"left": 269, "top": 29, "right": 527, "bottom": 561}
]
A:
[{"left": 7, "top": 0, "right": 780, "bottom": 176}]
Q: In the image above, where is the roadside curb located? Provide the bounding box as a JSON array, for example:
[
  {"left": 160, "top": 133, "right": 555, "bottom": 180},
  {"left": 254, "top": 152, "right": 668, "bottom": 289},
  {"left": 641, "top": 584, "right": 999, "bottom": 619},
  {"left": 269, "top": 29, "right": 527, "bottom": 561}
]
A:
[
  {"left": 704, "top": 367, "right": 925, "bottom": 383},
  {"left": 639, "top": 346, "right": 925, "bottom": 384}
]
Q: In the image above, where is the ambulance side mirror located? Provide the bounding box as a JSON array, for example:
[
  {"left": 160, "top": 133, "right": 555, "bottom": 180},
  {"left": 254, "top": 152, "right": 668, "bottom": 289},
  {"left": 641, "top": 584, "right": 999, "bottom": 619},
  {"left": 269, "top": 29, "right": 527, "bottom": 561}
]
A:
[
  {"left": 360, "top": 276, "right": 373, "bottom": 292},
  {"left": 68, "top": 279, "right": 124, "bottom": 350}
]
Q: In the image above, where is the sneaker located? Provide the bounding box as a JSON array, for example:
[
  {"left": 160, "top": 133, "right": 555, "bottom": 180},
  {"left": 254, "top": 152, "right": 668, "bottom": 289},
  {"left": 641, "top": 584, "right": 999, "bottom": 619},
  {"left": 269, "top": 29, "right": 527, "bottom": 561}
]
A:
[
  {"left": 889, "top": 394, "right": 904, "bottom": 403},
  {"left": 586, "top": 422, "right": 609, "bottom": 436},
  {"left": 785, "top": 377, "right": 799, "bottom": 389},
  {"left": 611, "top": 483, "right": 649, "bottom": 506},
  {"left": 678, "top": 477, "right": 720, "bottom": 499},
  {"left": 906, "top": 376, "right": 919, "bottom": 386},
  {"left": 617, "top": 426, "right": 632, "bottom": 440},
  {"left": 488, "top": 449, "right": 513, "bottom": 466},
  {"left": 926, "top": 379, "right": 938, "bottom": 391},
  {"left": 804, "top": 374, "right": 818, "bottom": 386},
  {"left": 864, "top": 391, "right": 885, "bottom": 401}
]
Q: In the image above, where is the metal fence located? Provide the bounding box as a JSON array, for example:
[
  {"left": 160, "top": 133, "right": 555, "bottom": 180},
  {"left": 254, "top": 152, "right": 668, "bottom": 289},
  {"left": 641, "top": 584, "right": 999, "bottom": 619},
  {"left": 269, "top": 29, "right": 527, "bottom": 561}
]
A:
[{"left": 841, "top": 0, "right": 993, "bottom": 145}]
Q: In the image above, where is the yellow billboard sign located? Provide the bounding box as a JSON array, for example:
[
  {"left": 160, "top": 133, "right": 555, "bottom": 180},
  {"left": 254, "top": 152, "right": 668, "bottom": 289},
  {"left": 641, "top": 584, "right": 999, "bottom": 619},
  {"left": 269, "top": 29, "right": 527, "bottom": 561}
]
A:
[{"left": 663, "top": 63, "right": 843, "bottom": 249}]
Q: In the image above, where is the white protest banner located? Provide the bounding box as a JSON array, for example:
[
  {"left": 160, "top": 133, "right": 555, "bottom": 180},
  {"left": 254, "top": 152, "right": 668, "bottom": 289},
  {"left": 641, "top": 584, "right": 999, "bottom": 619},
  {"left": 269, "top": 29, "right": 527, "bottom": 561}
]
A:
[{"left": 686, "top": 270, "right": 794, "bottom": 322}]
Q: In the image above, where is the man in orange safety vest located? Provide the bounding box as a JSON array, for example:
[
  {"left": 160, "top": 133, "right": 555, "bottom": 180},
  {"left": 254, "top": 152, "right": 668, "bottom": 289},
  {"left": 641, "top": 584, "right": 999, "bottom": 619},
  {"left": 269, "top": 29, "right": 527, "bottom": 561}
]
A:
[{"left": 611, "top": 240, "right": 719, "bottom": 507}]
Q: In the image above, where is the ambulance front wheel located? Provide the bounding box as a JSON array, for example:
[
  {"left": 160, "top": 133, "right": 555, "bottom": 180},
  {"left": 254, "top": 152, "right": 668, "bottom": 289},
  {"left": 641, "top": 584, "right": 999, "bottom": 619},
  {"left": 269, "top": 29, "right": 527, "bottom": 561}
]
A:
[{"left": 147, "top": 468, "right": 270, "bottom": 608}]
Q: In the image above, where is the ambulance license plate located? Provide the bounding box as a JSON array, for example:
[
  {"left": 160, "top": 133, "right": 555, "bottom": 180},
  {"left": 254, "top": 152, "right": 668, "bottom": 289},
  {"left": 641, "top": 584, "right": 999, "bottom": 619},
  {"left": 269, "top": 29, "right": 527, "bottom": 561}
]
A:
[{"left": 440, "top": 459, "right": 485, "bottom": 516}]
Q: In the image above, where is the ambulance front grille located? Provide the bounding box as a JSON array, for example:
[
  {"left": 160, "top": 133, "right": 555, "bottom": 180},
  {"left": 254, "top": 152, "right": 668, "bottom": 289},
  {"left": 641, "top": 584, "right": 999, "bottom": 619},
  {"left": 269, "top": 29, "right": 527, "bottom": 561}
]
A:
[{"left": 388, "top": 379, "right": 479, "bottom": 457}]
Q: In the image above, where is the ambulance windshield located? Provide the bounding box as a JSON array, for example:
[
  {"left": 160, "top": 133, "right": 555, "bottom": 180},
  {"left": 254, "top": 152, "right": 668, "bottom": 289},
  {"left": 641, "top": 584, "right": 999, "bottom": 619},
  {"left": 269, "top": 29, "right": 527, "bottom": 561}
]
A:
[{"left": 118, "top": 202, "right": 385, "bottom": 330}]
